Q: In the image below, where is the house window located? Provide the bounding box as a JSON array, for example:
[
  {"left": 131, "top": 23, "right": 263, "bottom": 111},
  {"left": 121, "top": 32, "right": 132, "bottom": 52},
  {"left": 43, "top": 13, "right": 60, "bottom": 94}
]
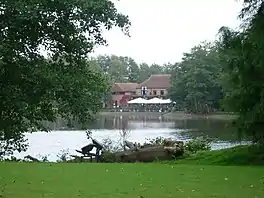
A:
[
  {"left": 153, "top": 90, "right": 157, "bottom": 95},
  {"left": 160, "top": 90, "right": 164, "bottom": 95}
]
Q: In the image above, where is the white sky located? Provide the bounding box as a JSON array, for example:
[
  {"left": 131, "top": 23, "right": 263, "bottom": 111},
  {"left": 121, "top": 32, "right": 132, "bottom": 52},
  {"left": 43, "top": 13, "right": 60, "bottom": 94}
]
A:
[{"left": 92, "top": 0, "right": 243, "bottom": 65}]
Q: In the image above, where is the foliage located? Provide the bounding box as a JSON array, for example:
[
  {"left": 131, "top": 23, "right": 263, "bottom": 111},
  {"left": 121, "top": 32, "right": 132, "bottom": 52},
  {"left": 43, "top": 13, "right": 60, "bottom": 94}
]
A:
[
  {"left": 0, "top": 0, "right": 130, "bottom": 156},
  {"left": 0, "top": 156, "right": 21, "bottom": 162},
  {"left": 169, "top": 42, "right": 223, "bottom": 114},
  {"left": 184, "top": 137, "right": 212, "bottom": 154},
  {"left": 100, "top": 138, "right": 121, "bottom": 162},
  {"left": 93, "top": 55, "right": 173, "bottom": 83},
  {"left": 101, "top": 150, "right": 117, "bottom": 163},
  {"left": 39, "top": 155, "right": 49, "bottom": 162},
  {"left": 145, "top": 136, "right": 167, "bottom": 146},
  {"left": 56, "top": 149, "right": 70, "bottom": 162},
  {"left": 101, "top": 138, "right": 120, "bottom": 153},
  {"left": 217, "top": 1, "right": 264, "bottom": 143},
  {"left": 143, "top": 137, "right": 183, "bottom": 148}
]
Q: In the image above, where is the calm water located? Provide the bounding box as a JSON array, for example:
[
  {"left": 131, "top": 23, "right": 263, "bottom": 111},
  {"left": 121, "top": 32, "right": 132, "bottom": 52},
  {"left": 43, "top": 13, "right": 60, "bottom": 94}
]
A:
[{"left": 14, "top": 115, "right": 248, "bottom": 161}]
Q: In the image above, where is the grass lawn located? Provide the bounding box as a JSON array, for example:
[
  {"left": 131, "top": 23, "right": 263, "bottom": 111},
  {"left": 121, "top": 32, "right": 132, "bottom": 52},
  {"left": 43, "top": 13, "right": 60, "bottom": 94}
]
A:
[
  {"left": 176, "top": 145, "right": 264, "bottom": 166},
  {"left": 1, "top": 162, "right": 264, "bottom": 198}
]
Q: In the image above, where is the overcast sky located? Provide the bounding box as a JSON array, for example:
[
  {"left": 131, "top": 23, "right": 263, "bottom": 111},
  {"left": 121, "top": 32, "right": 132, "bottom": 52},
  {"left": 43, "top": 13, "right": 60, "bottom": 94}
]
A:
[{"left": 92, "top": 0, "right": 243, "bottom": 65}]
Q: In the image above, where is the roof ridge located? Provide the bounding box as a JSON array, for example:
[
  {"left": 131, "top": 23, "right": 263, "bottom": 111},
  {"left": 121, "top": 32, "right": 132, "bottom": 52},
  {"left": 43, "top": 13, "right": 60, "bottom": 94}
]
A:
[
  {"left": 115, "top": 83, "right": 124, "bottom": 91},
  {"left": 137, "top": 74, "right": 171, "bottom": 89}
]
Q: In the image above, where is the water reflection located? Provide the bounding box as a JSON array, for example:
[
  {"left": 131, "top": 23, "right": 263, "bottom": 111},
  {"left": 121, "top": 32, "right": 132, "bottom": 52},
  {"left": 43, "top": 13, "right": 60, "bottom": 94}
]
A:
[
  {"left": 13, "top": 115, "right": 248, "bottom": 162},
  {"left": 45, "top": 116, "right": 237, "bottom": 142}
]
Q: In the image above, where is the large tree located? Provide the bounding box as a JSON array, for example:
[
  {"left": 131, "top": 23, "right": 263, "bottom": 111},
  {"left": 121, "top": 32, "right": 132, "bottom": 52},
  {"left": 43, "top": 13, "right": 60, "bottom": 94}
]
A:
[
  {"left": 0, "top": 0, "right": 130, "bottom": 156},
  {"left": 169, "top": 42, "right": 223, "bottom": 113},
  {"left": 218, "top": 0, "right": 264, "bottom": 142}
]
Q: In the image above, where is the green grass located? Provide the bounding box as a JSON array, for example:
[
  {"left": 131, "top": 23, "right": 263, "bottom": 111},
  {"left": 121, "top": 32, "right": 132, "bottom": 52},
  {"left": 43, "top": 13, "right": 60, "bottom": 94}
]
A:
[
  {"left": 1, "top": 145, "right": 264, "bottom": 198},
  {"left": 176, "top": 145, "right": 264, "bottom": 166},
  {"left": 0, "top": 162, "right": 263, "bottom": 198}
]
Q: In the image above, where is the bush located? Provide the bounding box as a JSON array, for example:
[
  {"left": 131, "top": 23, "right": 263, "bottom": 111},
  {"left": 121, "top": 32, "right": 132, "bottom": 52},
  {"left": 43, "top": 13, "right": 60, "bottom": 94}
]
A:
[
  {"left": 101, "top": 138, "right": 121, "bottom": 153},
  {"left": 101, "top": 151, "right": 116, "bottom": 163},
  {"left": 184, "top": 137, "right": 212, "bottom": 154},
  {"left": 145, "top": 136, "right": 167, "bottom": 146},
  {"left": 57, "top": 149, "right": 70, "bottom": 162},
  {"left": 100, "top": 138, "right": 120, "bottom": 162}
]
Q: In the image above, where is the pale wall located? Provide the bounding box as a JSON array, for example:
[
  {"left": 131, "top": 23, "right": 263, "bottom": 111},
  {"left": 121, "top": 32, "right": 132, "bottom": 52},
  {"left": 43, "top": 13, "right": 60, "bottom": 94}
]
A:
[{"left": 135, "top": 88, "right": 168, "bottom": 98}]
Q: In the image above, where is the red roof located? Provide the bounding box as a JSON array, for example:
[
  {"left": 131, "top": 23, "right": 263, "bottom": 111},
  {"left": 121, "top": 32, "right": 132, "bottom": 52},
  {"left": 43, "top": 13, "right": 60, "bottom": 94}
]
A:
[
  {"left": 112, "top": 83, "right": 138, "bottom": 92},
  {"left": 137, "top": 74, "right": 172, "bottom": 89}
]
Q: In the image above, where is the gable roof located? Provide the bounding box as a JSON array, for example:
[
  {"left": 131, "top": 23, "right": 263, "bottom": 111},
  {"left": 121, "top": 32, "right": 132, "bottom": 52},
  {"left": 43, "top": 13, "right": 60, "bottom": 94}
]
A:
[
  {"left": 112, "top": 83, "right": 138, "bottom": 92},
  {"left": 137, "top": 74, "right": 172, "bottom": 89}
]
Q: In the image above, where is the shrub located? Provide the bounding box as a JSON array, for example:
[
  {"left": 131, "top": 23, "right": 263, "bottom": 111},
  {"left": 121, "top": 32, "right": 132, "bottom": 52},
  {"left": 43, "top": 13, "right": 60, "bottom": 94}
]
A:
[
  {"left": 101, "top": 151, "right": 116, "bottom": 163},
  {"left": 184, "top": 137, "right": 212, "bottom": 154},
  {"left": 57, "top": 149, "right": 70, "bottom": 162},
  {"left": 145, "top": 136, "right": 167, "bottom": 146},
  {"left": 100, "top": 138, "right": 122, "bottom": 162}
]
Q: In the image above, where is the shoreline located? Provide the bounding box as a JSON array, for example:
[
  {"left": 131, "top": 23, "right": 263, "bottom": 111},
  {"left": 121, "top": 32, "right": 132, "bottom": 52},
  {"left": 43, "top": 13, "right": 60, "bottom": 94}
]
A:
[{"left": 98, "top": 111, "right": 237, "bottom": 121}]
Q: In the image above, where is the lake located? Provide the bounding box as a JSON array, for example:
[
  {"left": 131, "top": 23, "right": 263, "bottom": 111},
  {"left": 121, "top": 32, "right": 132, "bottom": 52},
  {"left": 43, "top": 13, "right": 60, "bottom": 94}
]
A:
[{"left": 14, "top": 115, "right": 247, "bottom": 161}]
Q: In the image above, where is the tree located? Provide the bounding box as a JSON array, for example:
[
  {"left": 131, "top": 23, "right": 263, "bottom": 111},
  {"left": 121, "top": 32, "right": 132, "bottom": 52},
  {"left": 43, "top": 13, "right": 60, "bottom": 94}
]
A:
[
  {"left": 169, "top": 42, "right": 223, "bottom": 113},
  {"left": 126, "top": 57, "right": 140, "bottom": 83},
  {"left": 94, "top": 55, "right": 112, "bottom": 73},
  {"left": 0, "top": 0, "right": 130, "bottom": 156},
  {"left": 138, "top": 63, "right": 152, "bottom": 82},
  {"left": 163, "top": 63, "right": 174, "bottom": 74},
  {"left": 218, "top": 0, "right": 264, "bottom": 143},
  {"left": 95, "top": 55, "right": 129, "bottom": 83},
  {"left": 94, "top": 55, "right": 168, "bottom": 83},
  {"left": 149, "top": 64, "right": 164, "bottom": 74}
]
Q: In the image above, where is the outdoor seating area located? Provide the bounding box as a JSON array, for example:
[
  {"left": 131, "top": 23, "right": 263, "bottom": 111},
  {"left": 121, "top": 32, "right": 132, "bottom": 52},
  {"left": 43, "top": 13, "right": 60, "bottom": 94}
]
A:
[
  {"left": 127, "top": 97, "right": 173, "bottom": 104},
  {"left": 110, "top": 97, "right": 175, "bottom": 112}
]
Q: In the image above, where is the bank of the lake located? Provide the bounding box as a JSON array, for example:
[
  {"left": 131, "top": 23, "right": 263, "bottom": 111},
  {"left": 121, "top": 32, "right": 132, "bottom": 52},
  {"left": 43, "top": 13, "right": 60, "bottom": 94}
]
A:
[
  {"left": 98, "top": 111, "right": 238, "bottom": 121},
  {"left": 1, "top": 146, "right": 263, "bottom": 198},
  {"left": 16, "top": 114, "right": 243, "bottom": 161}
]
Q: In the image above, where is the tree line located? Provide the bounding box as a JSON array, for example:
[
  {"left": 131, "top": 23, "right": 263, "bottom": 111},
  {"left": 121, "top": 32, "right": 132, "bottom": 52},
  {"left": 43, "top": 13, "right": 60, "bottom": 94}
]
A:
[
  {"left": 89, "top": 55, "right": 173, "bottom": 83},
  {"left": 169, "top": 0, "right": 264, "bottom": 143}
]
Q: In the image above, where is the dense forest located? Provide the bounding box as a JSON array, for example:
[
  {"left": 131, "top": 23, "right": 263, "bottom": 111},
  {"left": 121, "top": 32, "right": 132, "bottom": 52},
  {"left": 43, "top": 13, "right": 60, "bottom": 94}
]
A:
[{"left": 1, "top": 0, "right": 264, "bottom": 156}]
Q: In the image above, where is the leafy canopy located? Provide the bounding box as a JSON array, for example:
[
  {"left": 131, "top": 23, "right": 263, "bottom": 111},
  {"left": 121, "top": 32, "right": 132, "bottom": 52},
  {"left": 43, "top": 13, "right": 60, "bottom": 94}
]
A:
[
  {"left": 0, "top": 0, "right": 130, "bottom": 156},
  {"left": 218, "top": 0, "right": 264, "bottom": 142},
  {"left": 169, "top": 42, "right": 223, "bottom": 114}
]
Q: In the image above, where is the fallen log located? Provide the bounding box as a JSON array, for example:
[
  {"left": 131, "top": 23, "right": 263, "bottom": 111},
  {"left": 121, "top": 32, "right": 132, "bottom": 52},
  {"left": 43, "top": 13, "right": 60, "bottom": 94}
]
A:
[
  {"left": 113, "top": 143, "right": 184, "bottom": 162},
  {"left": 69, "top": 155, "right": 97, "bottom": 162},
  {"left": 24, "top": 155, "right": 40, "bottom": 162}
]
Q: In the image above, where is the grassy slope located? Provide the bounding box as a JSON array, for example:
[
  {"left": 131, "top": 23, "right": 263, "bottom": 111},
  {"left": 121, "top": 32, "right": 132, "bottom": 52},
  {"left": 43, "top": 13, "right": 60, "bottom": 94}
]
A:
[
  {"left": 176, "top": 145, "right": 264, "bottom": 165},
  {"left": 1, "top": 146, "right": 264, "bottom": 198}
]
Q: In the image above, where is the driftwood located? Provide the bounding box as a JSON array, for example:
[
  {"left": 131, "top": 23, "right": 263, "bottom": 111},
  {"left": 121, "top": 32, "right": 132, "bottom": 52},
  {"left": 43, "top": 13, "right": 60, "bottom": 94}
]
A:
[
  {"left": 70, "top": 155, "right": 97, "bottom": 162},
  {"left": 24, "top": 155, "right": 40, "bottom": 162},
  {"left": 75, "top": 150, "right": 97, "bottom": 156},
  {"left": 74, "top": 150, "right": 98, "bottom": 162},
  {"left": 124, "top": 140, "right": 138, "bottom": 151},
  {"left": 114, "top": 142, "right": 184, "bottom": 162},
  {"left": 70, "top": 138, "right": 184, "bottom": 163}
]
